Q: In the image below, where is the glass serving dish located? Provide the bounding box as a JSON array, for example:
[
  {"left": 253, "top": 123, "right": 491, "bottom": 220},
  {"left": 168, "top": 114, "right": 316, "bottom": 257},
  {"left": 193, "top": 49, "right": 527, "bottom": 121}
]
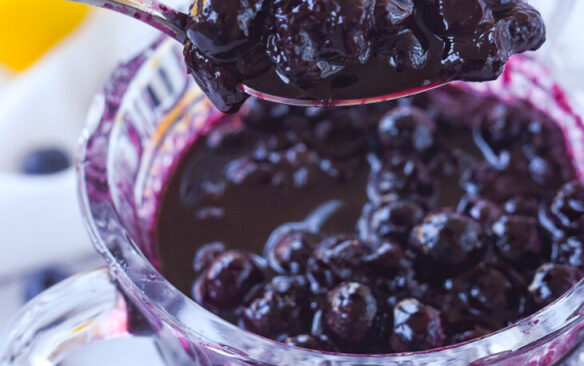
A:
[{"left": 1, "top": 2, "right": 584, "bottom": 364}]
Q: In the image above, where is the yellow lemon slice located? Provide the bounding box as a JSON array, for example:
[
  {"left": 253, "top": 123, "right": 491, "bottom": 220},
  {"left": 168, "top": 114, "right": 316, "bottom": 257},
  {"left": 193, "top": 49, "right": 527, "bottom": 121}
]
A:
[{"left": 0, "top": 0, "right": 90, "bottom": 72}]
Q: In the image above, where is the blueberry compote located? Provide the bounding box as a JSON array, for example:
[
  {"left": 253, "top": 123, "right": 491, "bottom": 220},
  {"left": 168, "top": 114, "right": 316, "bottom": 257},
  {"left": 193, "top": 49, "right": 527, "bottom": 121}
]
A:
[
  {"left": 155, "top": 86, "right": 583, "bottom": 354},
  {"left": 183, "top": 0, "right": 546, "bottom": 113}
]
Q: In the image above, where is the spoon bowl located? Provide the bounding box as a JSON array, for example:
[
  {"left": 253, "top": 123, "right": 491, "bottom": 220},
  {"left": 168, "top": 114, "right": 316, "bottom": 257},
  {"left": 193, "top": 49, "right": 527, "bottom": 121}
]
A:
[{"left": 68, "top": 0, "right": 450, "bottom": 107}]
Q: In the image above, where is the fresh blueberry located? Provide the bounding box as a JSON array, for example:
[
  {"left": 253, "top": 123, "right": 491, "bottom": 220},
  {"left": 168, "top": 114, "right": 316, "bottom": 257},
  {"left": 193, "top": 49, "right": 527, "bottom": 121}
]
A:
[
  {"left": 21, "top": 148, "right": 71, "bottom": 175},
  {"left": 24, "top": 267, "right": 69, "bottom": 301}
]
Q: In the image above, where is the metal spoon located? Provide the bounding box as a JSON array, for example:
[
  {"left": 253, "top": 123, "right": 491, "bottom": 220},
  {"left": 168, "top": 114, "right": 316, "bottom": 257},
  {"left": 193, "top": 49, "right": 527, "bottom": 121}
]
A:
[{"left": 68, "top": 0, "right": 447, "bottom": 107}]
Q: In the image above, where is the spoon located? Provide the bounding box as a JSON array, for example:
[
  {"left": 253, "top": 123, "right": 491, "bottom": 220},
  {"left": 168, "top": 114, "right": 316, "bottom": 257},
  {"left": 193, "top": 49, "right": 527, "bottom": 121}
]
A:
[{"left": 68, "top": 0, "right": 448, "bottom": 107}]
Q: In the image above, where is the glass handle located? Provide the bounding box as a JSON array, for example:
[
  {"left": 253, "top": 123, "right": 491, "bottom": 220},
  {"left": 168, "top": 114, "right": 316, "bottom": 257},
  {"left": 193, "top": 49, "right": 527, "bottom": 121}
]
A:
[{"left": 0, "top": 268, "right": 138, "bottom": 365}]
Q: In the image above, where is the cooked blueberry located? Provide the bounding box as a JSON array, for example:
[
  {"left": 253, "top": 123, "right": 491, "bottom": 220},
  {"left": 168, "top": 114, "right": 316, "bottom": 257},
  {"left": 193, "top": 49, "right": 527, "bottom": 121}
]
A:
[
  {"left": 492, "top": 215, "right": 542, "bottom": 262},
  {"left": 474, "top": 104, "right": 524, "bottom": 152},
  {"left": 550, "top": 181, "right": 584, "bottom": 233},
  {"left": 420, "top": 0, "right": 488, "bottom": 36},
  {"left": 528, "top": 263, "right": 582, "bottom": 307},
  {"left": 194, "top": 250, "right": 265, "bottom": 309},
  {"left": 312, "top": 235, "right": 370, "bottom": 280},
  {"left": 410, "top": 210, "right": 485, "bottom": 266},
  {"left": 24, "top": 267, "right": 69, "bottom": 301},
  {"left": 374, "top": 0, "right": 414, "bottom": 35},
  {"left": 504, "top": 194, "right": 540, "bottom": 217},
  {"left": 268, "top": 0, "right": 375, "bottom": 85},
  {"left": 183, "top": 41, "right": 249, "bottom": 113},
  {"left": 378, "top": 106, "right": 436, "bottom": 153},
  {"left": 301, "top": 110, "right": 368, "bottom": 158},
  {"left": 462, "top": 197, "right": 502, "bottom": 225},
  {"left": 186, "top": 0, "right": 265, "bottom": 60},
  {"left": 267, "top": 227, "right": 321, "bottom": 273},
  {"left": 324, "top": 282, "right": 378, "bottom": 344},
  {"left": 485, "top": 0, "right": 517, "bottom": 11},
  {"left": 390, "top": 298, "right": 446, "bottom": 352},
  {"left": 359, "top": 200, "right": 425, "bottom": 242},
  {"left": 363, "top": 240, "right": 406, "bottom": 273},
  {"left": 496, "top": 2, "right": 546, "bottom": 54},
  {"left": 378, "top": 29, "right": 429, "bottom": 72},
  {"left": 21, "top": 147, "right": 70, "bottom": 175},
  {"left": 465, "top": 266, "right": 513, "bottom": 311},
  {"left": 552, "top": 236, "right": 584, "bottom": 268},
  {"left": 193, "top": 242, "right": 226, "bottom": 272},
  {"left": 241, "top": 276, "right": 309, "bottom": 337},
  {"left": 368, "top": 154, "right": 433, "bottom": 203}
]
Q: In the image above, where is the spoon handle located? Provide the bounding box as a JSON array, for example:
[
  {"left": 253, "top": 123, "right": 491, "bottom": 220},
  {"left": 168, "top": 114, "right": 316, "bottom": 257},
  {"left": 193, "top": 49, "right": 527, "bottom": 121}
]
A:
[{"left": 68, "top": 0, "right": 188, "bottom": 42}]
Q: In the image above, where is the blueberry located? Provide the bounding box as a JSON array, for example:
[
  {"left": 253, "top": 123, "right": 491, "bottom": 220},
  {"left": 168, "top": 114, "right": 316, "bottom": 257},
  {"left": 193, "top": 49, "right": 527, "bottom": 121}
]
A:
[
  {"left": 410, "top": 210, "right": 485, "bottom": 266},
  {"left": 324, "top": 282, "right": 378, "bottom": 344},
  {"left": 496, "top": 2, "right": 546, "bottom": 54},
  {"left": 186, "top": 0, "right": 265, "bottom": 61},
  {"left": 377, "top": 106, "right": 436, "bottom": 153},
  {"left": 492, "top": 215, "right": 542, "bottom": 263},
  {"left": 528, "top": 263, "right": 582, "bottom": 307},
  {"left": 466, "top": 266, "right": 513, "bottom": 311},
  {"left": 485, "top": 0, "right": 517, "bottom": 12},
  {"left": 374, "top": 0, "right": 414, "bottom": 35},
  {"left": 193, "top": 242, "right": 226, "bottom": 272},
  {"left": 183, "top": 41, "right": 249, "bottom": 113},
  {"left": 241, "top": 276, "right": 309, "bottom": 337},
  {"left": 503, "top": 194, "right": 540, "bottom": 217},
  {"left": 550, "top": 181, "right": 584, "bottom": 234},
  {"left": 367, "top": 154, "right": 433, "bottom": 203},
  {"left": 420, "top": 0, "right": 488, "bottom": 36},
  {"left": 193, "top": 250, "right": 265, "bottom": 309},
  {"left": 383, "top": 29, "right": 429, "bottom": 72},
  {"left": 299, "top": 109, "right": 368, "bottom": 159},
  {"left": 441, "top": 25, "right": 508, "bottom": 82},
  {"left": 358, "top": 200, "right": 425, "bottom": 242},
  {"left": 267, "top": 0, "right": 375, "bottom": 86},
  {"left": 363, "top": 240, "right": 406, "bottom": 274},
  {"left": 474, "top": 104, "right": 523, "bottom": 152},
  {"left": 24, "top": 267, "right": 69, "bottom": 301},
  {"left": 552, "top": 236, "right": 584, "bottom": 268},
  {"left": 21, "top": 148, "right": 71, "bottom": 175},
  {"left": 462, "top": 197, "right": 502, "bottom": 225},
  {"left": 267, "top": 227, "right": 321, "bottom": 273},
  {"left": 312, "top": 235, "right": 370, "bottom": 281},
  {"left": 390, "top": 298, "right": 446, "bottom": 352}
]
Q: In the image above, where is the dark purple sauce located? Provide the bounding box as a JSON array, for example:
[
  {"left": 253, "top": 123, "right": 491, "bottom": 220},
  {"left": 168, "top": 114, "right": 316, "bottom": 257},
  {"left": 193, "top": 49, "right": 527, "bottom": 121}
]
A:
[{"left": 153, "top": 86, "right": 584, "bottom": 354}]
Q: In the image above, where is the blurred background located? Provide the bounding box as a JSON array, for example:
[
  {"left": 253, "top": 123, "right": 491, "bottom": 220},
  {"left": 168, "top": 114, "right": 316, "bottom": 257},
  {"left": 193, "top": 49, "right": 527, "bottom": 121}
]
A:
[{"left": 0, "top": 0, "right": 582, "bottom": 365}]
